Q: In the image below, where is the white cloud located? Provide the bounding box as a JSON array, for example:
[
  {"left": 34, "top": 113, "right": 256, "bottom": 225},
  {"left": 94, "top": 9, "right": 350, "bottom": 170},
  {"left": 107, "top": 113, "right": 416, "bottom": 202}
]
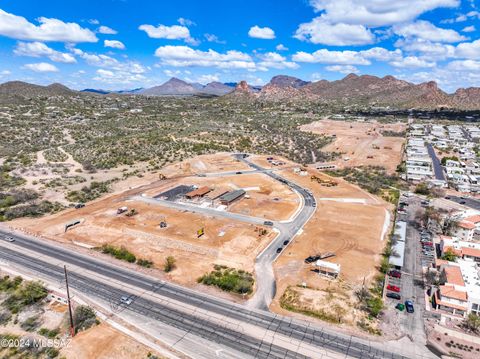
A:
[
  {"left": 257, "top": 52, "right": 298, "bottom": 70},
  {"left": 390, "top": 56, "right": 436, "bottom": 68},
  {"left": 196, "top": 74, "right": 220, "bottom": 83},
  {"left": 447, "top": 59, "right": 480, "bottom": 71},
  {"left": 23, "top": 62, "right": 59, "bottom": 72},
  {"left": 393, "top": 20, "right": 466, "bottom": 43},
  {"left": 14, "top": 41, "right": 76, "bottom": 63},
  {"left": 294, "top": 17, "right": 374, "bottom": 45},
  {"left": 88, "top": 19, "right": 100, "bottom": 25},
  {"left": 93, "top": 67, "right": 146, "bottom": 85},
  {"left": 462, "top": 25, "right": 476, "bottom": 33},
  {"left": 292, "top": 47, "right": 400, "bottom": 65},
  {"left": 307, "top": 0, "right": 459, "bottom": 27},
  {"left": 293, "top": 49, "right": 370, "bottom": 65},
  {"left": 248, "top": 25, "right": 275, "bottom": 39},
  {"left": 0, "top": 8, "right": 97, "bottom": 42},
  {"left": 104, "top": 40, "right": 125, "bottom": 50},
  {"left": 0, "top": 70, "right": 11, "bottom": 76},
  {"left": 204, "top": 33, "right": 225, "bottom": 44},
  {"left": 178, "top": 18, "right": 195, "bottom": 26},
  {"left": 456, "top": 39, "right": 480, "bottom": 59},
  {"left": 276, "top": 44, "right": 288, "bottom": 51},
  {"left": 311, "top": 72, "right": 323, "bottom": 80},
  {"left": 361, "top": 47, "right": 403, "bottom": 61},
  {"left": 325, "top": 65, "right": 359, "bottom": 74},
  {"left": 395, "top": 38, "right": 455, "bottom": 60},
  {"left": 98, "top": 25, "right": 117, "bottom": 35},
  {"left": 154, "top": 45, "right": 256, "bottom": 70},
  {"left": 139, "top": 24, "right": 190, "bottom": 40}
]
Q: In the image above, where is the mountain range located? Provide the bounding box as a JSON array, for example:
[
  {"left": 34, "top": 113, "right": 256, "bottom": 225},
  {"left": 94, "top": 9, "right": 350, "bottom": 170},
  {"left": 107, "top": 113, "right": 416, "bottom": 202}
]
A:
[{"left": 1, "top": 74, "right": 480, "bottom": 110}]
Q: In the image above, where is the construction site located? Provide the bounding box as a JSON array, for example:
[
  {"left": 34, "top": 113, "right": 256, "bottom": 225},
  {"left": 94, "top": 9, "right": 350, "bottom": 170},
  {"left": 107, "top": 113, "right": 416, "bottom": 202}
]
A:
[{"left": 10, "top": 153, "right": 393, "bottom": 318}]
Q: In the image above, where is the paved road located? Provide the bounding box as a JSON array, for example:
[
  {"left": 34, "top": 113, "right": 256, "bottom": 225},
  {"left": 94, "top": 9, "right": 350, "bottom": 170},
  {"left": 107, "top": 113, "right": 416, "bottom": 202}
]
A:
[
  {"left": 135, "top": 153, "right": 316, "bottom": 310},
  {"left": 232, "top": 154, "right": 316, "bottom": 309},
  {"left": 446, "top": 195, "right": 480, "bottom": 211},
  {"left": 426, "top": 144, "right": 445, "bottom": 181},
  {"left": 400, "top": 196, "right": 428, "bottom": 343},
  {"left": 0, "top": 230, "right": 416, "bottom": 359}
]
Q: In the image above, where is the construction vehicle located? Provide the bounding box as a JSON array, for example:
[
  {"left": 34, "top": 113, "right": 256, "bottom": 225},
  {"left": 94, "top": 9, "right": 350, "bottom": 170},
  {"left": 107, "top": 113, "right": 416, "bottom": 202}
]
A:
[
  {"left": 367, "top": 155, "right": 374, "bottom": 159},
  {"left": 310, "top": 175, "right": 338, "bottom": 187},
  {"left": 125, "top": 209, "right": 137, "bottom": 217},
  {"left": 117, "top": 206, "right": 128, "bottom": 214},
  {"left": 159, "top": 173, "right": 167, "bottom": 180},
  {"left": 159, "top": 215, "right": 167, "bottom": 228}
]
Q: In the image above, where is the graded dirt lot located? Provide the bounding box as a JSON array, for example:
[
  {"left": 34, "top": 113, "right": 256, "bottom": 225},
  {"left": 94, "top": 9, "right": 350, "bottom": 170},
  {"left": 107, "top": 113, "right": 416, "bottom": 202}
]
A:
[
  {"left": 300, "top": 119, "right": 406, "bottom": 173},
  {"left": 61, "top": 323, "right": 158, "bottom": 359},
  {"left": 11, "top": 153, "right": 289, "bottom": 289},
  {"left": 248, "top": 155, "right": 392, "bottom": 334}
]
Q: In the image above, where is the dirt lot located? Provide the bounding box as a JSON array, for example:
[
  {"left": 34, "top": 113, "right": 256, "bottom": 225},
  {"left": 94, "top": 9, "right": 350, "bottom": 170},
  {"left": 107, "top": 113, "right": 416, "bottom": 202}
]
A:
[
  {"left": 61, "top": 323, "right": 158, "bottom": 359},
  {"left": 247, "top": 155, "right": 392, "bottom": 335},
  {"left": 11, "top": 154, "right": 292, "bottom": 289},
  {"left": 300, "top": 119, "right": 406, "bottom": 173}
]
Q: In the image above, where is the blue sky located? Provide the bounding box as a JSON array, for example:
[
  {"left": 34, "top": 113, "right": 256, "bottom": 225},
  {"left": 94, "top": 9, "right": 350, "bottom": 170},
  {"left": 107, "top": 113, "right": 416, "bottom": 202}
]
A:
[{"left": 0, "top": 0, "right": 479, "bottom": 92}]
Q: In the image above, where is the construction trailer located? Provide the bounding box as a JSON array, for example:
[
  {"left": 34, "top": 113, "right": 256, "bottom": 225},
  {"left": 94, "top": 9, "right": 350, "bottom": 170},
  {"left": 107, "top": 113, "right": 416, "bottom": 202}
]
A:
[
  {"left": 117, "top": 206, "right": 128, "bottom": 214},
  {"left": 219, "top": 189, "right": 246, "bottom": 205},
  {"left": 315, "top": 260, "right": 341, "bottom": 279}
]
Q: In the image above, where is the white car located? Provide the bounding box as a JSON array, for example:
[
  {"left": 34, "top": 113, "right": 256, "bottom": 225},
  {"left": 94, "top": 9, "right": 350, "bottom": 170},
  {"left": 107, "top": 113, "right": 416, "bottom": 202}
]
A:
[
  {"left": 120, "top": 295, "right": 133, "bottom": 305},
  {"left": 2, "top": 236, "right": 15, "bottom": 242}
]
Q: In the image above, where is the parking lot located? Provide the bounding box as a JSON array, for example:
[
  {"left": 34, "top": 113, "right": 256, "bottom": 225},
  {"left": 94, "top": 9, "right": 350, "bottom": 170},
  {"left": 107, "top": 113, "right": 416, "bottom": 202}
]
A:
[{"left": 384, "top": 193, "right": 428, "bottom": 342}]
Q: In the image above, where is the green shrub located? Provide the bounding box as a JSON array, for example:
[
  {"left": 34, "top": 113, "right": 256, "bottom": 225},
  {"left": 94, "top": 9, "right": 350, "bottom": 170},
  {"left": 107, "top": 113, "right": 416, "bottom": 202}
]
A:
[
  {"left": 100, "top": 244, "right": 136, "bottom": 263},
  {"left": 198, "top": 266, "right": 254, "bottom": 294},
  {"left": 73, "top": 306, "right": 97, "bottom": 334}
]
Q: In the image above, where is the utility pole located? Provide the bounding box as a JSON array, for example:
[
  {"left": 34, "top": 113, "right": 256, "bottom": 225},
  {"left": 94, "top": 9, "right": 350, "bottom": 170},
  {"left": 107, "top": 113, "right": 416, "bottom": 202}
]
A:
[{"left": 64, "top": 265, "right": 75, "bottom": 337}]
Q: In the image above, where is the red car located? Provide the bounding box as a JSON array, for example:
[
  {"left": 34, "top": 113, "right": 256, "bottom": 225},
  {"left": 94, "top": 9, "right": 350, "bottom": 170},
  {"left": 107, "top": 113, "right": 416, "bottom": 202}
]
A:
[
  {"left": 389, "top": 270, "right": 402, "bottom": 278},
  {"left": 422, "top": 242, "right": 433, "bottom": 246},
  {"left": 387, "top": 285, "right": 400, "bottom": 292}
]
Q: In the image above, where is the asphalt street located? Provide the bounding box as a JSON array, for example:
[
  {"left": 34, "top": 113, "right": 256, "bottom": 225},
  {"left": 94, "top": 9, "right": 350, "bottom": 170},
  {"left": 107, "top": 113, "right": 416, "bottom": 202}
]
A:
[
  {"left": 0, "top": 230, "right": 414, "bottom": 359},
  {"left": 135, "top": 153, "right": 316, "bottom": 310},
  {"left": 426, "top": 144, "right": 445, "bottom": 181}
]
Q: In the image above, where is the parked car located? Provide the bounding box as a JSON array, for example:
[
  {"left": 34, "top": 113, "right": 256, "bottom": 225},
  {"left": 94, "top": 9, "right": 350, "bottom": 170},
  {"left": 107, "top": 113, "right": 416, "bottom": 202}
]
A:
[
  {"left": 388, "top": 270, "right": 402, "bottom": 278},
  {"left": 276, "top": 248, "right": 282, "bottom": 254},
  {"left": 396, "top": 303, "right": 405, "bottom": 311},
  {"left": 283, "top": 240, "right": 289, "bottom": 246},
  {"left": 304, "top": 256, "right": 315, "bottom": 263},
  {"left": 264, "top": 221, "right": 274, "bottom": 226},
  {"left": 387, "top": 285, "right": 400, "bottom": 292},
  {"left": 236, "top": 171, "right": 242, "bottom": 174},
  {"left": 2, "top": 236, "right": 15, "bottom": 242},
  {"left": 75, "top": 203, "right": 85, "bottom": 209},
  {"left": 445, "top": 196, "right": 451, "bottom": 200},
  {"left": 386, "top": 292, "right": 401, "bottom": 300},
  {"left": 405, "top": 300, "right": 414, "bottom": 313}
]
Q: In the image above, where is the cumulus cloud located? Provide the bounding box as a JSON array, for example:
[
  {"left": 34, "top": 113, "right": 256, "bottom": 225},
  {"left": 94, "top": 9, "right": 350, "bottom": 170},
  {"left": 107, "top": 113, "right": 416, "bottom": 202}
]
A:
[
  {"left": 294, "top": 17, "right": 374, "bottom": 46},
  {"left": 462, "top": 25, "right": 476, "bottom": 33},
  {"left": 293, "top": 49, "right": 370, "bottom": 65},
  {"left": 0, "top": 8, "right": 97, "bottom": 42},
  {"left": 140, "top": 23, "right": 189, "bottom": 39},
  {"left": 257, "top": 52, "right": 298, "bottom": 70},
  {"left": 177, "top": 17, "right": 195, "bottom": 26},
  {"left": 196, "top": 74, "right": 220, "bottom": 83},
  {"left": 325, "top": 65, "right": 359, "bottom": 74},
  {"left": 390, "top": 56, "right": 436, "bottom": 68},
  {"left": 23, "top": 62, "right": 59, "bottom": 72},
  {"left": 276, "top": 44, "right": 288, "bottom": 51},
  {"left": 104, "top": 40, "right": 125, "bottom": 49},
  {"left": 395, "top": 39, "right": 455, "bottom": 60},
  {"left": 393, "top": 20, "right": 466, "bottom": 43},
  {"left": 93, "top": 67, "right": 146, "bottom": 84},
  {"left": 292, "top": 47, "right": 400, "bottom": 65},
  {"left": 14, "top": 41, "right": 76, "bottom": 63},
  {"left": 456, "top": 39, "right": 480, "bottom": 59},
  {"left": 307, "top": 0, "right": 459, "bottom": 27},
  {"left": 447, "top": 59, "right": 480, "bottom": 71},
  {"left": 154, "top": 45, "right": 256, "bottom": 69},
  {"left": 248, "top": 26, "right": 275, "bottom": 39},
  {"left": 204, "top": 33, "right": 225, "bottom": 44},
  {"left": 98, "top": 25, "right": 117, "bottom": 35}
]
